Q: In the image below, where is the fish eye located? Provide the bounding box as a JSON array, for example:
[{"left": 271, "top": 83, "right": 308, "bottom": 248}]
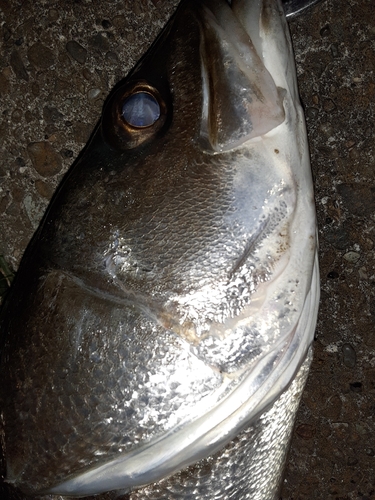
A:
[
  {"left": 122, "top": 92, "right": 161, "bottom": 128},
  {"left": 101, "top": 80, "right": 168, "bottom": 151}
]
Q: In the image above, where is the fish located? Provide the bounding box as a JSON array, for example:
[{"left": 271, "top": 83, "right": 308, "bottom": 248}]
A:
[{"left": 0, "top": 0, "right": 319, "bottom": 498}]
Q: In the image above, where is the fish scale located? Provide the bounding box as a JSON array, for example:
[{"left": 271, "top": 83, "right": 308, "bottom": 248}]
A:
[{"left": 127, "top": 350, "right": 312, "bottom": 500}]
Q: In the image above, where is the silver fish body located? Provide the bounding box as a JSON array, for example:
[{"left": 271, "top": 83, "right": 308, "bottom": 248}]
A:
[{"left": 0, "top": 0, "right": 319, "bottom": 498}]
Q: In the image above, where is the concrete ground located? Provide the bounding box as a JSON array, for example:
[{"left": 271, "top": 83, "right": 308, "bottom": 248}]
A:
[{"left": 0, "top": 0, "right": 374, "bottom": 498}]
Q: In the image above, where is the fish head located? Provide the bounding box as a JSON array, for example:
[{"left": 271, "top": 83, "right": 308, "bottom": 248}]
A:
[{"left": 0, "top": 0, "right": 319, "bottom": 496}]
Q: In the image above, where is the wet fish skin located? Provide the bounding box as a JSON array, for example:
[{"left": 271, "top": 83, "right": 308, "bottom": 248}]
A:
[{"left": 0, "top": 0, "right": 319, "bottom": 499}]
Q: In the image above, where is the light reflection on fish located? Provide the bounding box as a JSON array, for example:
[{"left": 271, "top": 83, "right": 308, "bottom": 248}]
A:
[{"left": 0, "top": 0, "right": 319, "bottom": 498}]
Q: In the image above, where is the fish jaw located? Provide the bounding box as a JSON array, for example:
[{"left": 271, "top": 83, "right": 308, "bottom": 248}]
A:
[{"left": 0, "top": 0, "right": 319, "bottom": 496}]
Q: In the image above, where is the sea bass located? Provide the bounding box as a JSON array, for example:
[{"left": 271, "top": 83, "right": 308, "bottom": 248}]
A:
[{"left": 0, "top": 0, "right": 319, "bottom": 498}]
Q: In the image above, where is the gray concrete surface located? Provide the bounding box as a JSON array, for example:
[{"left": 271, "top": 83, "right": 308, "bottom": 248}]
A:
[{"left": 0, "top": 0, "right": 374, "bottom": 498}]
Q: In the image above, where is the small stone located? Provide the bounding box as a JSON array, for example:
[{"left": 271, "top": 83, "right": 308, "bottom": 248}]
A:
[
  {"left": 82, "top": 68, "right": 92, "bottom": 81},
  {"left": 0, "top": 68, "right": 11, "bottom": 95},
  {"left": 320, "top": 25, "right": 331, "bottom": 37},
  {"left": 49, "top": 9, "right": 59, "bottom": 21},
  {"left": 365, "top": 448, "right": 374, "bottom": 456},
  {"left": 355, "top": 422, "right": 367, "bottom": 435},
  {"left": 27, "top": 42, "right": 55, "bottom": 69},
  {"left": 0, "top": 196, "right": 8, "bottom": 213},
  {"left": 101, "top": 19, "right": 111, "bottom": 29},
  {"left": 11, "top": 108, "right": 23, "bottom": 122},
  {"left": 27, "top": 141, "right": 62, "bottom": 177},
  {"left": 319, "top": 122, "right": 334, "bottom": 136},
  {"left": 6, "top": 201, "right": 20, "bottom": 217},
  {"left": 296, "top": 424, "right": 315, "bottom": 440},
  {"left": 105, "top": 51, "right": 118, "bottom": 64},
  {"left": 343, "top": 251, "right": 360, "bottom": 264},
  {"left": 16, "top": 157, "right": 25, "bottom": 169},
  {"left": 370, "top": 298, "right": 375, "bottom": 318},
  {"left": 25, "top": 110, "right": 33, "bottom": 123},
  {"left": 2, "top": 66, "right": 12, "bottom": 80},
  {"left": 72, "top": 121, "right": 93, "bottom": 143},
  {"left": 43, "top": 106, "right": 64, "bottom": 124},
  {"left": 23, "top": 194, "right": 47, "bottom": 229},
  {"left": 327, "top": 271, "right": 339, "bottom": 279},
  {"left": 330, "top": 44, "right": 339, "bottom": 58},
  {"left": 31, "top": 81, "right": 40, "bottom": 96},
  {"left": 132, "top": 3, "right": 143, "bottom": 16},
  {"left": 323, "top": 99, "right": 336, "bottom": 112},
  {"left": 66, "top": 40, "right": 87, "bottom": 64},
  {"left": 87, "top": 88, "right": 101, "bottom": 100},
  {"left": 3, "top": 25, "right": 12, "bottom": 42},
  {"left": 324, "top": 227, "right": 349, "bottom": 250},
  {"left": 55, "top": 78, "right": 70, "bottom": 92},
  {"left": 336, "top": 184, "right": 375, "bottom": 218},
  {"left": 89, "top": 33, "right": 110, "bottom": 52},
  {"left": 349, "top": 382, "right": 362, "bottom": 393},
  {"left": 112, "top": 15, "right": 126, "bottom": 28},
  {"left": 44, "top": 124, "right": 58, "bottom": 137},
  {"left": 342, "top": 344, "right": 356, "bottom": 368},
  {"left": 347, "top": 456, "right": 358, "bottom": 466},
  {"left": 35, "top": 179, "right": 54, "bottom": 199},
  {"left": 358, "top": 267, "right": 368, "bottom": 280},
  {"left": 324, "top": 394, "right": 342, "bottom": 421},
  {"left": 306, "top": 107, "right": 319, "bottom": 120},
  {"left": 60, "top": 149, "right": 73, "bottom": 158},
  {"left": 126, "top": 31, "right": 135, "bottom": 43},
  {"left": 364, "top": 126, "right": 372, "bottom": 138},
  {"left": 10, "top": 50, "right": 29, "bottom": 81},
  {"left": 349, "top": 148, "right": 359, "bottom": 160},
  {"left": 331, "top": 422, "right": 348, "bottom": 430}
]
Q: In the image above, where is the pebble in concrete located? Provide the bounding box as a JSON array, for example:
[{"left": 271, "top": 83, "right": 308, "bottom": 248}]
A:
[
  {"left": 66, "top": 40, "right": 87, "bottom": 64},
  {"left": 27, "top": 142, "right": 62, "bottom": 177},
  {"left": 10, "top": 50, "right": 29, "bottom": 81},
  {"left": 27, "top": 42, "right": 55, "bottom": 69},
  {"left": 342, "top": 343, "right": 356, "bottom": 368},
  {"left": 343, "top": 251, "right": 360, "bottom": 264}
]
